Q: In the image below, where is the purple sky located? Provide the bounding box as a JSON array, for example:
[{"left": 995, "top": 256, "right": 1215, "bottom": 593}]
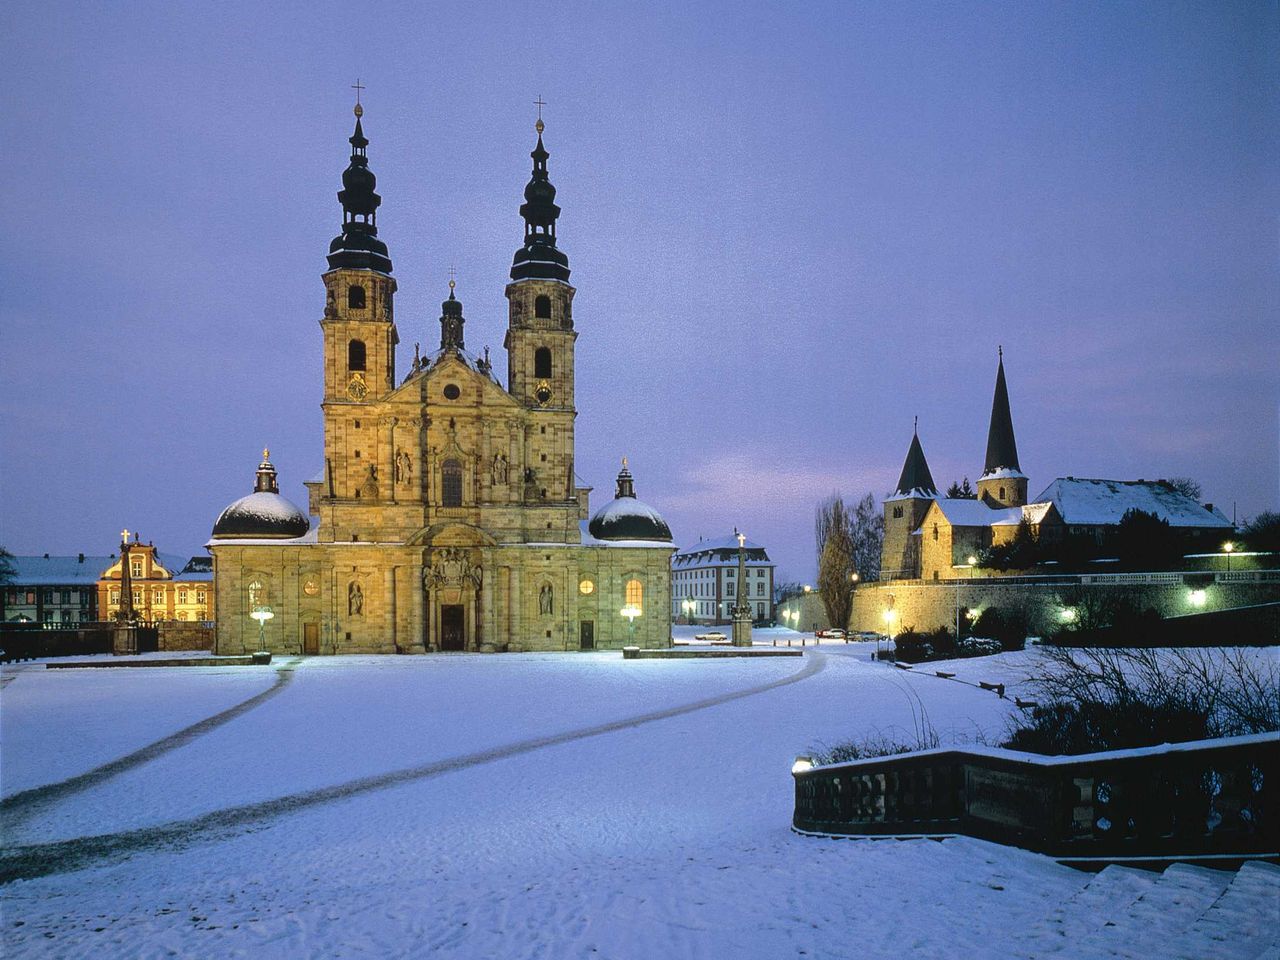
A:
[{"left": 2, "top": 1, "right": 1276, "bottom": 583}]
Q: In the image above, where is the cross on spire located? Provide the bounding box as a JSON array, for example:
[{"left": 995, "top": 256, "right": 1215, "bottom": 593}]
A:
[
  {"left": 534, "top": 95, "right": 546, "bottom": 120},
  {"left": 352, "top": 78, "right": 365, "bottom": 105}
]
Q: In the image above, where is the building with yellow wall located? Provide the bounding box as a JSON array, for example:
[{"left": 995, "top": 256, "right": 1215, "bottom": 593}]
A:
[{"left": 208, "top": 107, "right": 674, "bottom": 655}]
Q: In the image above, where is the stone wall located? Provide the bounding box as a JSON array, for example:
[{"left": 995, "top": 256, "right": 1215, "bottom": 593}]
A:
[
  {"left": 775, "top": 592, "right": 831, "bottom": 632},
  {"left": 158, "top": 621, "right": 215, "bottom": 652},
  {"left": 850, "top": 572, "right": 1280, "bottom": 636}
]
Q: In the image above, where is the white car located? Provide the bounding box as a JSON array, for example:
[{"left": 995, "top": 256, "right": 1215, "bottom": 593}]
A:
[{"left": 694, "top": 631, "right": 728, "bottom": 642}]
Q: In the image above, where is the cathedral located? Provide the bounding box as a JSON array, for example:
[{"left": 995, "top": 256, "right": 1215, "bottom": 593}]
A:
[{"left": 208, "top": 104, "right": 674, "bottom": 654}]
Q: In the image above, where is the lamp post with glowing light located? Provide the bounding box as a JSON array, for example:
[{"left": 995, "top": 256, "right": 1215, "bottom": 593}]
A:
[
  {"left": 1224, "top": 541, "right": 1235, "bottom": 573},
  {"left": 250, "top": 605, "right": 275, "bottom": 653},
  {"left": 621, "top": 603, "right": 641, "bottom": 646}
]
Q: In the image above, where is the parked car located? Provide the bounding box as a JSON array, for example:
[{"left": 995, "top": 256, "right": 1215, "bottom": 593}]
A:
[
  {"left": 851, "top": 631, "right": 885, "bottom": 642},
  {"left": 694, "top": 631, "right": 728, "bottom": 642},
  {"left": 815, "top": 628, "right": 846, "bottom": 639}
]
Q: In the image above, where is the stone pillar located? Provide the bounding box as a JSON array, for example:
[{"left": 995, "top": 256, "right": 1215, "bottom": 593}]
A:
[
  {"left": 385, "top": 567, "right": 397, "bottom": 653},
  {"left": 480, "top": 555, "right": 493, "bottom": 650},
  {"left": 509, "top": 566, "right": 520, "bottom": 650},
  {"left": 732, "top": 533, "right": 753, "bottom": 647},
  {"left": 410, "top": 563, "right": 425, "bottom": 653}
]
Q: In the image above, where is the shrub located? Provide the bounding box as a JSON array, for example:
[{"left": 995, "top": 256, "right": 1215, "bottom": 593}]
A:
[
  {"left": 958, "top": 637, "right": 1002, "bottom": 658},
  {"left": 892, "top": 628, "right": 932, "bottom": 663},
  {"left": 970, "top": 607, "right": 1027, "bottom": 652},
  {"left": 1004, "top": 646, "right": 1280, "bottom": 755}
]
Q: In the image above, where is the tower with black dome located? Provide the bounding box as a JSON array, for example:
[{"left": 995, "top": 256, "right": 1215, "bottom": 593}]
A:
[{"left": 318, "top": 100, "right": 400, "bottom": 522}]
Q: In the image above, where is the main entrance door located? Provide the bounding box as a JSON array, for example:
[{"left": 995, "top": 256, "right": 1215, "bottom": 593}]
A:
[
  {"left": 303, "top": 622, "right": 319, "bottom": 655},
  {"left": 579, "top": 620, "right": 594, "bottom": 650},
  {"left": 441, "top": 605, "right": 465, "bottom": 651}
]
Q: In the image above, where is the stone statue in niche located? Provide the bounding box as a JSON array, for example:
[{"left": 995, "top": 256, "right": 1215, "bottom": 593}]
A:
[
  {"left": 492, "top": 453, "right": 509, "bottom": 486},
  {"left": 539, "top": 583, "right": 553, "bottom": 616},
  {"left": 324, "top": 289, "right": 337, "bottom": 318},
  {"left": 348, "top": 582, "right": 364, "bottom": 616},
  {"left": 395, "top": 449, "right": 412, "bottom": 485}
]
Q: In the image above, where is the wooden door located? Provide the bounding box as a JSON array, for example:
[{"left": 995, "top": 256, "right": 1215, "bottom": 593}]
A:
[
  {"left": 303, "top": 622, "right": 319, "bottom": 655},
  {"left": 579, "top": 620, "right": 594, "bottom": 650}
]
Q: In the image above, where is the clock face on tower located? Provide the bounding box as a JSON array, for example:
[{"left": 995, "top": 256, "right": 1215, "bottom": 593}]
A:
[
  {"left": 534, "top": 380, "right": 554, "bottom": 407},
  {"left": 347, "top": 373, "right": 368, "bottom": 401}
]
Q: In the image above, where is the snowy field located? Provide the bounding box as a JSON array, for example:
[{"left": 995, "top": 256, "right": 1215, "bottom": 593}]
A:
[{"left": 0, "top": 640, "right": 1270, "bottom": 958}]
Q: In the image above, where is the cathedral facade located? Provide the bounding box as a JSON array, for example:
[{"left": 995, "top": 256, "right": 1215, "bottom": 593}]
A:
[{"left": 208, "top": 107, "right": 674, "bottom": 654}]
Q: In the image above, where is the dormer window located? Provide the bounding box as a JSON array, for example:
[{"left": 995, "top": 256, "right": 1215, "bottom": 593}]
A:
[
  {"left": 348, "top": 285, "right": 366, "bottom": 310},
  {"left": 535, "top": 295, "right": 551, "bottom": 319}
]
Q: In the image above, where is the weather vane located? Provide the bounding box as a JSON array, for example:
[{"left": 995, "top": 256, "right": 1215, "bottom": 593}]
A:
[
  {"left": 448, "top": 263, "right": 457, "bottom": 293},
  {"left": 534, "top": 95, "right": 546, "bottom": 133},
  {"left": 352, "top": 78, "right": 366, "bottom": 117}
]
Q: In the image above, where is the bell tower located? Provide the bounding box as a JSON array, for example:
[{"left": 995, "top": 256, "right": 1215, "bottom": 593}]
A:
[
  {"left": 318, "top": 97, "right": 399, "bottom": 513},
  {"left": 976, "top": 348, "right": 1028, "bottom": 508},
  {"left": 321, "top": 99, "right": 398, "bottom": 408},
  {"left": 504, "top": 111, "right": 578, "bottom": 507},
  {"left": 505, "top": 114, "right": 576, "bottom": 412}
]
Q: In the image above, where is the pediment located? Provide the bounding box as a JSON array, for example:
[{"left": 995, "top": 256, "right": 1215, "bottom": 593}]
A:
[{"left": 406, "top": 521, "right": 497, "bottom": 547}]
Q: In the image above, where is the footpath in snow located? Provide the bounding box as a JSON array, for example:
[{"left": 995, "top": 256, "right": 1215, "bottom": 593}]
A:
[{"left": 1, "top": 642, "right": 1275, "bottom": 959}]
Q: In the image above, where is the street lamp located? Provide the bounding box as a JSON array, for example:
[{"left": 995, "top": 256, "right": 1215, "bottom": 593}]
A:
[
  {"left": 250, "top": 605, "right": 275, "bottom": 652},
  {"left": 1223, "top": 541, "right": 1235, "bottom": 573},
  {"left": 621, "top": 603, "right": 641, "bottom": 645},
  {"left": 967, "top": 555, "right": 978, "bottom": 580},
  {"left": 681, "top": 597, "right": 695, "bottom": 625}
]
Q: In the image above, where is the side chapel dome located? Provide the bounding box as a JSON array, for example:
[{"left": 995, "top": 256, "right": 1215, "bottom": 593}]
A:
[
  {"left": 212, "top": 450, "right": 310, "bottom": 540},
  {"left": 587, "top": 459, "right": 673, "bottom": 542}
]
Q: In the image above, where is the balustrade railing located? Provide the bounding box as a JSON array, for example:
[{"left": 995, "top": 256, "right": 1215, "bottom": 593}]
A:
[{"left": 793, "top": 733, "right": 1279, "bottom": 865}]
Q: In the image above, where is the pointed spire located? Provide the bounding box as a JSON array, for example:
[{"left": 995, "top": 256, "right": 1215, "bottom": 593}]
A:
[
  {"left": 982, "top": 348, "right": 1022, "bottom": 477},
  {"left": 894, "top": 427, "right": 937, "bottom": 498},
  {"left": 328, "top": 96, "right": 392, "bottom": 273},
  {"left": 511, "top": 108, "right": 571, "bottom": 282}
]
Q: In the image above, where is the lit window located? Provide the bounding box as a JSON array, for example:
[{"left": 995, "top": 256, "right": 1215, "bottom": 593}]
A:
[
  {"left": 131, "top": 561, "right": 143, "bottom": 577},
  {"left": 178, "top": 590, "right": 188, "bottom": 604},
  {"left": 625, "top": 579, "right": 643, "bottom": 609},
  {"left": 579, "top": 579, "right": 595, "bottom": 595}
]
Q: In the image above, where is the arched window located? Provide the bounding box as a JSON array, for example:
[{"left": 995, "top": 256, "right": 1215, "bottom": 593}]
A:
[
  {"left": 932, "top": 523, "right": 939, "bottom": 541},
  {"left": 625, "top": 578, "right": 643, "bottom": 610},
  {"left": 534, "top": 294, "right": 551, "bottom": 319},
  {"left": 442, "top": 459, "right": 463, "bottom": 507},
  {"left": 348, "top": 339, "right": 366, "bottom": 371},
  {"left": 534, "top": 347, "right": 552, "bottom": 379},
  {"left": 999, "top": 486, "right": 1006, "bottom": 500},
  {"left": 348, "top": 285, "right": 366, "bottom": 310}
]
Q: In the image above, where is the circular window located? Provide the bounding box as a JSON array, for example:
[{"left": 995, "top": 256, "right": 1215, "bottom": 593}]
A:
[
  {"left": 579, "top": 579, "right": 595, "bottom": 596},
  {"left": 303, "top": 577, "right": 320, "bottom": 597},
  {"left": 443, "top": 383, "right": 461, "bottom": 400}
]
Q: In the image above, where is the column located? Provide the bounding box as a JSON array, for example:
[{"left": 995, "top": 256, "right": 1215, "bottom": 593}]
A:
[
  {"left": 411, "top": 562, "right": 425, "bottom": 652},
  {"left": 385, "top": 566, "right": 397, "bottom": 653},
  {"left": 508, "top": 566, "right": 520, "bottom": 650}
]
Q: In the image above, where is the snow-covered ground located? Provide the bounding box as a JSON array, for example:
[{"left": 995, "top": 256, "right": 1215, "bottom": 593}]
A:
[{"left": 0, "top": 646, "right": 1272, "bottom": 959}]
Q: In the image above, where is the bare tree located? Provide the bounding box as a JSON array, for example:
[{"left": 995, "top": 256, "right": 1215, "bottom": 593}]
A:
[
  {"left": 815, "top": 495, "right": 854, "bottom": 629},
  {"left": 850, "top": 493, "right": 883, "bottom": 582},
  {"left": 1161, "top": 476, "right": 1203, "bottom": 501}
]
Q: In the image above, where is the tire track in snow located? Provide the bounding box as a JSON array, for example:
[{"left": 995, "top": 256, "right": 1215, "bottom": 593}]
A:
[
  {"left": 0, "top": 651, "right": 825, "bottom": 884},
  {"left": 0, "top": 658, "right": 304, "bottom": 831}
]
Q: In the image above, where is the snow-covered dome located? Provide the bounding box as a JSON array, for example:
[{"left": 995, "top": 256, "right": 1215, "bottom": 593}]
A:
[
  {"left": 587, "top": 460, "right": 672, "bottom": 543},
  {"left": 212, "top": 450, "right": 310, "bottom": 540}
]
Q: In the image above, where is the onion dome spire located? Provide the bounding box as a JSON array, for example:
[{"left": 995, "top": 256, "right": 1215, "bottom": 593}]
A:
[
  {"left": 328, "top": 97, "right": 393, "bottom": 273},
  {"left": 439, "top": 276, "right": 465, "bottom": 352},
  {"left": 982, "top": 347, "right": 1022, "bottom": 476},
  {"left": 893, "top": 419, "right": 938, "bottom": 498},
  {"left": 615, "top": 457, "right": 635, "bottom": 498},
  {"left": 255, "top": 448, "right": 280, "bottom": 493},
  {"left": 511, "top": 108, "right": 570, "bottom": 282}
]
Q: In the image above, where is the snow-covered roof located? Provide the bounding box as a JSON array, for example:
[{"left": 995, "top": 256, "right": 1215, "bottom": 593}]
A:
[
  {"left": 674, "top": 535, "right": 768, "bottom": 557},
  {"left": 576, "top": 520, "right": 675, "bottom": 549},
  {"left": 929, "top": 499, "right": 1018, "bottom": 528},
  {"left": 991, "top": 502, "right": 1056, "bottom": 527},
  {"left": 978, "top": 467, "right": 1027, "bottom": 482},
  {"left": 884, "top": 488, "right": 937, "bottom": 504},
  {"left": 587, "top": 496, "right": 672, "bottom": 542},
  {"left": 1035, "top": 478, "right": 1234, "bottom": 529},
  {"left": 6, "top": 555, "right": 116, "bottom": 586},
  {"left": 212, "top": 491, "right": 310, "bottom": 540},
  {"left": 206, "top": 528, "right": 319, "bottom": 548}
]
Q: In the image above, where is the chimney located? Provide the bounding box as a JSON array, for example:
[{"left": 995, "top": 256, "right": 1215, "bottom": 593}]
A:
[{"left": 78, "top": 553, "right": 85, "bottom": 563}]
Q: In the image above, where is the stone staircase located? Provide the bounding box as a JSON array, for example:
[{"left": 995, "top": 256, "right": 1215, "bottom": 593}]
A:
[{"left": 1002, "top": 852, "right": 1280, "bottom": 959}]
